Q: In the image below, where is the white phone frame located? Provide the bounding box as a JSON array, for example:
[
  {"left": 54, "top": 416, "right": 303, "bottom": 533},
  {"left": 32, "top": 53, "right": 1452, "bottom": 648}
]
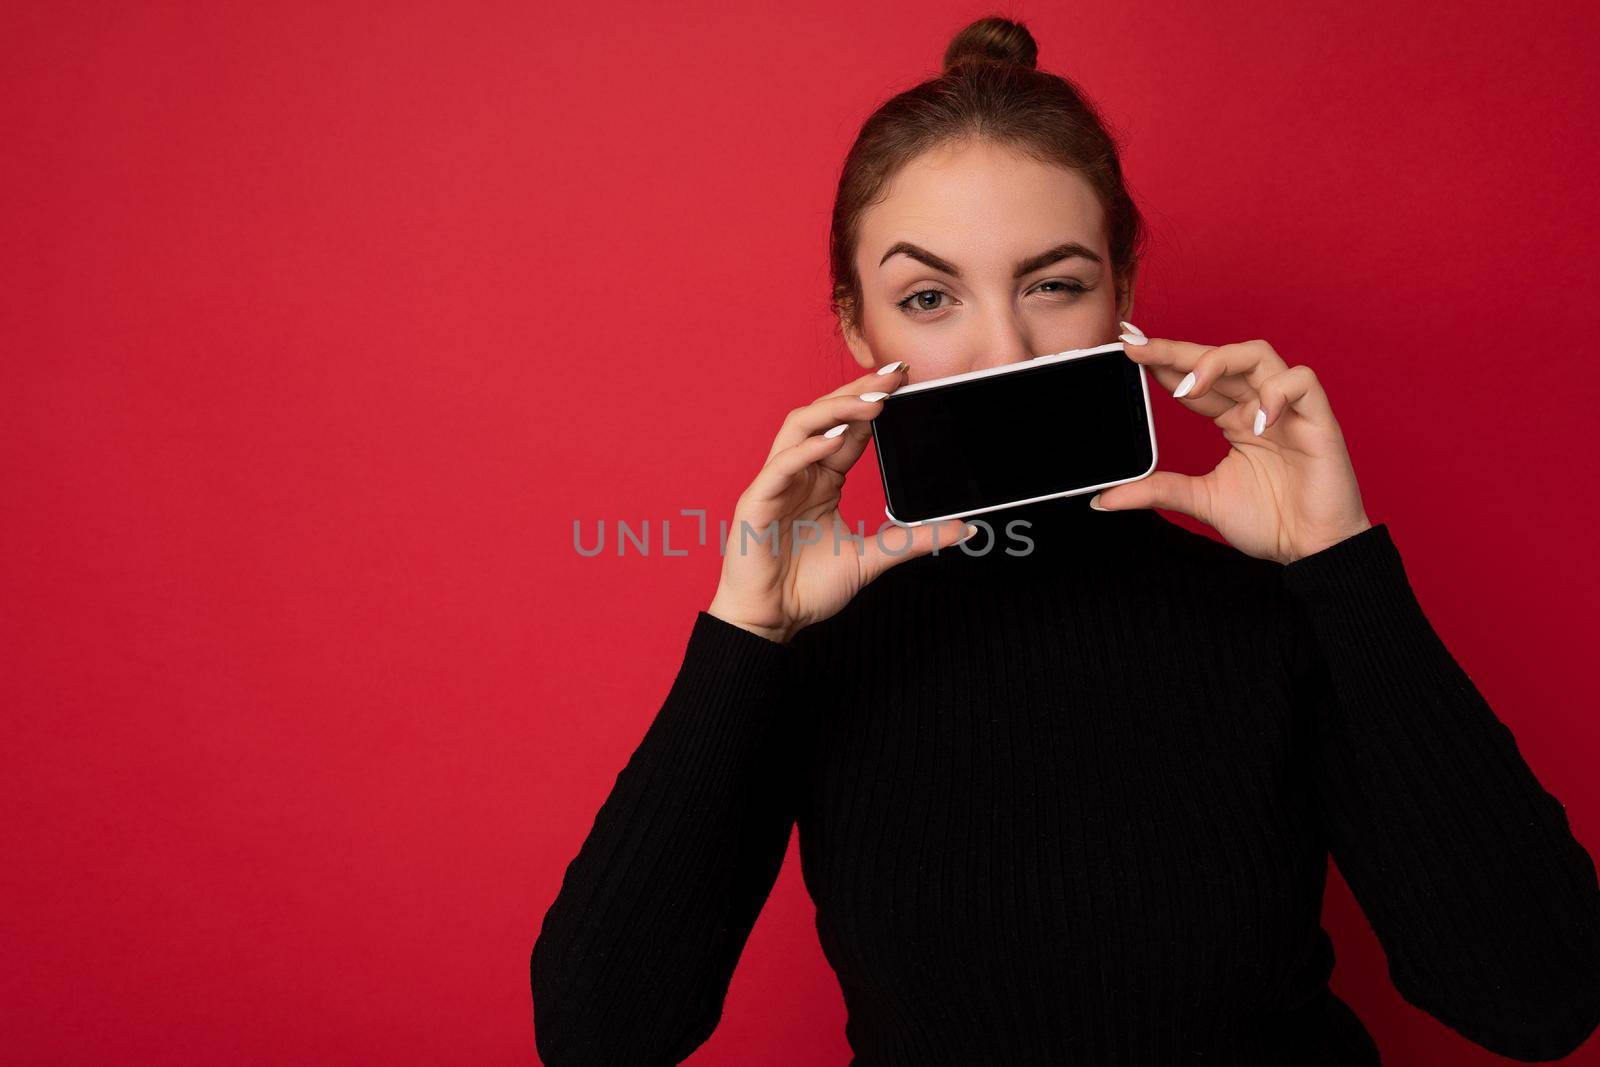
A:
[{"left": 871, "top": 340, "right": 1159, "bottom": 528}]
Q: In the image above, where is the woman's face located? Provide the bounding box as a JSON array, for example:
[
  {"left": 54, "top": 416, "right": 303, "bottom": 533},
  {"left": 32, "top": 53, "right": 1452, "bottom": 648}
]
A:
[{"left": 843, "top": 138, "right": 1129, "bottom": 385}]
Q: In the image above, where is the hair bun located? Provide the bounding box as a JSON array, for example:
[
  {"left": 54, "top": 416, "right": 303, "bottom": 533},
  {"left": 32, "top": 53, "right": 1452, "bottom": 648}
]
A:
[{"left": 941, "top": 16, "right": 1038, "bottom": 73}]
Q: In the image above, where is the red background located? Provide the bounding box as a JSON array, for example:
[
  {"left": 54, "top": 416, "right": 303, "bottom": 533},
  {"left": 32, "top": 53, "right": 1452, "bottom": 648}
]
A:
[{"left": 5, "top": 2, "right": 1599, "bottom": 1063}]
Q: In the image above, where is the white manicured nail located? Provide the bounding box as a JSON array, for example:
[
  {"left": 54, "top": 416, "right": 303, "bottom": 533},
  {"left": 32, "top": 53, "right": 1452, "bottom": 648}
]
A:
[
  {"left": 1118, "top": 332, "right": 1148, "bottom": 347},
  {"left": 824, "top": 423, "right": 848, "bottom": 439},
  {"left": 877, "top": 360, "right": 904, "bottom": 374},
  {"left": 1253, "top": 407, "right": 1266, "bottom": 436},
  {"left": 1173, "top": 371, "right": 1196, "bottom": 398},
  {"left": 1119, "top": 320, "right": 1146, "bottom": 340},
  {"left": 860, "top": 391, "right": 888, "bottom": 402}
]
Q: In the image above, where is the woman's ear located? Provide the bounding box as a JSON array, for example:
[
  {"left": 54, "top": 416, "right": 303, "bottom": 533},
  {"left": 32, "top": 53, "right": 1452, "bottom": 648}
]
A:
[{"left": 841, "top": 315, "right": 876, "bottom": 370}]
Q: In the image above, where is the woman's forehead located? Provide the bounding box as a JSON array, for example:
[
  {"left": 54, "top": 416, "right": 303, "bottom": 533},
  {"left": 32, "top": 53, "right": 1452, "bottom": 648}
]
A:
[
  {"left": 864, "top": 212, "right": 1104, "bottom": 254},
  {"left": 859, "top": 153, "right": 1108, "bottom": 272}
]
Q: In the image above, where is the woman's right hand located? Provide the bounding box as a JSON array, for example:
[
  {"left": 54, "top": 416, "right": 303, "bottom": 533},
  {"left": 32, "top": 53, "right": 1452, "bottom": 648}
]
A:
[{"left": 706, "top": 361, "right": 976, "bottom": 644}]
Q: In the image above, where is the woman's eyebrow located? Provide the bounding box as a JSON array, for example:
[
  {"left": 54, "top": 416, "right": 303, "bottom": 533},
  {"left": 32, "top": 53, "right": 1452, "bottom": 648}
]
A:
[{"left": 878, "top": 241, "right": 1103, "bottom": 279}]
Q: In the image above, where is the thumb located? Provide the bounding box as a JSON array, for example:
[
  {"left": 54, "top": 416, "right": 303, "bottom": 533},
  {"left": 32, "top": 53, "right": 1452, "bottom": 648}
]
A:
[
  {"left": 1091, "top": 471, "right": 1209, "bottom": 524},
  {"left": 859, "top": 517, "right": 978, "bottom": 585}
]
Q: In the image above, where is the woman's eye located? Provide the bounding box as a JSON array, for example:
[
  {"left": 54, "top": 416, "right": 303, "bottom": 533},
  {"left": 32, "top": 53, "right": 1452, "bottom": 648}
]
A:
[
  {"left": 896, "top": 281, "right": 1090, "bottom": 317},
  {"left": 895, "top": 289, "right": 949, "bottom": 316}
]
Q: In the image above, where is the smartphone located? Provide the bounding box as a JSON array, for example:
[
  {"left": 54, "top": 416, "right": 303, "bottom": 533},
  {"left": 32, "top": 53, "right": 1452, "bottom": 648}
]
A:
[{"left": 869, "top": 341, "right": 1157, "bottom": 527}]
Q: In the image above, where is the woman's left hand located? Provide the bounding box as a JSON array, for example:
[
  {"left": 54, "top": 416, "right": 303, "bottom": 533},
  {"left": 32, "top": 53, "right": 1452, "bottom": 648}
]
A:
[{"left": 1092, "top": 323, "right": 1373, "bottom": 564}]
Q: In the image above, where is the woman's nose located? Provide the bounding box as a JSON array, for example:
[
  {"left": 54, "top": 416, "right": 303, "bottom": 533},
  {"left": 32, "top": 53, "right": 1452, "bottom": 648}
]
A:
[{"left": 970, "top": 317, "right": 1037, "bottom": 370}]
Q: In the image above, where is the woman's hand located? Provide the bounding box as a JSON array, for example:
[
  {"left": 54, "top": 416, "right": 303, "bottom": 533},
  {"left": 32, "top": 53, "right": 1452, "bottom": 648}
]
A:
[
  {"left": 707, "top": 362, "right": 975, "bottom": 644},
  {"left": 1094, "top": 324, "right": 1373, "bottom": 564}
]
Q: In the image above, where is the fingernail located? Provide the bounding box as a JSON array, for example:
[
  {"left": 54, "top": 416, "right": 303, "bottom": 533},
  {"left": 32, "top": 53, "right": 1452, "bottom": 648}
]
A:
[
  {"left": 961, "top": 523, "right": 978, "bottom": 541},
  {"left": 823, "top": 423, "right": 848, "bottom": 439},
  {"left": 877, "top": 360, "right": 904, "bottom": 374},
  {"left": 1173, "top": 371, "right": 1196, "bottom": 398},
  {"left": 1253, "top": 407, "right": 1266, "bottom": 436},
  {"left": 1119, "top": 320, "right": 1147, "bottom": 340},
  {"left": 860, "top": 391, "right": 888, "bottom": 402},
  {"left": 1088, "top": 493, "right": 1109, "bottom": 511},
  {"left": 1118, "top": 332, "right": 1148, "bottom": 347}
]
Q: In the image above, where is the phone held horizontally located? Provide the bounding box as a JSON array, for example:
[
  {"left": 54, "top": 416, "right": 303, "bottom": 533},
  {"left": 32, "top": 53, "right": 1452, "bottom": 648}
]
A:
[{"left": 869, "top": 340, "right": 1158, "bottom": 527}]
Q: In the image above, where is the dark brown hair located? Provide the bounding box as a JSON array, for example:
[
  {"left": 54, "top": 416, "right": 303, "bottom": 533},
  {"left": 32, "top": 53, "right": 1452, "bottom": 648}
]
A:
[{"left": 828, "top": 15, "right": 1146, "bottom": 334}]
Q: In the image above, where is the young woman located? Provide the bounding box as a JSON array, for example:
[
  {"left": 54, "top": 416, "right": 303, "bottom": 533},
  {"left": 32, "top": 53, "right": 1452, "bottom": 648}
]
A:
[{"left": 531, "top": 17, "right": 1600, "bottom": 1064}]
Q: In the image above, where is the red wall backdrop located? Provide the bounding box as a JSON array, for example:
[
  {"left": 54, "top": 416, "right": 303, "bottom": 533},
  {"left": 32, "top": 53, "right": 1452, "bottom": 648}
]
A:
[{"left": 5, "top": 2, "right": 1599, "bottom": 1063}]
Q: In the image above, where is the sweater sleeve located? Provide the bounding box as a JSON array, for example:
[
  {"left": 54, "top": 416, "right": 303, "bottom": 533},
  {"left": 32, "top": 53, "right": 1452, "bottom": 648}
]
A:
[
  {"left": 530, "top": 610, "right": 805, "bottom": 1066},
  {"left": 1281, "top": 522, "right": 1600, "bottom": 1062}
]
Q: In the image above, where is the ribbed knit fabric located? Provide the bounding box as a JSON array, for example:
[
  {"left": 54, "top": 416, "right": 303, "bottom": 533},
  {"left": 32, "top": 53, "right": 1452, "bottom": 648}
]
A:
[{"left": 530, "top": 493, "right": 1600, "bottom": 1065}]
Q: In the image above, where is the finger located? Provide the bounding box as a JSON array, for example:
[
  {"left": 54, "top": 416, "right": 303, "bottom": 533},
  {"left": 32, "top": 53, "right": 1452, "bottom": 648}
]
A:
[
  {"left": 814, "top": 416, "right": 877, "bottom": 477},
  {"left": 766, "top": 361, "right": 908, "bottom": 460},
  {"left": 819, "top": 359, "right": 908, "bottom": 400},
  {"left": 1254, "top": 364, "right": 1337, "bottom": 437},
  {"left": 857, "top": 517, "right": 977, "bottom": 585},
  {"left": 1135, "top": 361, "right": 1231, "bottom": 419},
  {"left": 1122, "top": 335, "right": 1291, "bottom": 405},
  {"left": 744, "top": 425, "right": 851, "bottom": 505},
  {"left": 764, "top": 391, "right": 891, "bottom": 464},
  {"left": 1092, "top": 470, "right": 1213, "bottom": 526}
]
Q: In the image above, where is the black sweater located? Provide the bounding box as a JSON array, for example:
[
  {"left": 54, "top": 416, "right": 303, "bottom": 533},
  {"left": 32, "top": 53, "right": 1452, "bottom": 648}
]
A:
[{"left": 530, "top": 493, "right": 1600, "bottom": 1064}]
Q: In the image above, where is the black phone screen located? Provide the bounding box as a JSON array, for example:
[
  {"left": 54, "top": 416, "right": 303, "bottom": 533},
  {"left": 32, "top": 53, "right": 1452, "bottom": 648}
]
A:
[{"left": 869, "top": 349, "right": 1155, "bottom": 525}]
